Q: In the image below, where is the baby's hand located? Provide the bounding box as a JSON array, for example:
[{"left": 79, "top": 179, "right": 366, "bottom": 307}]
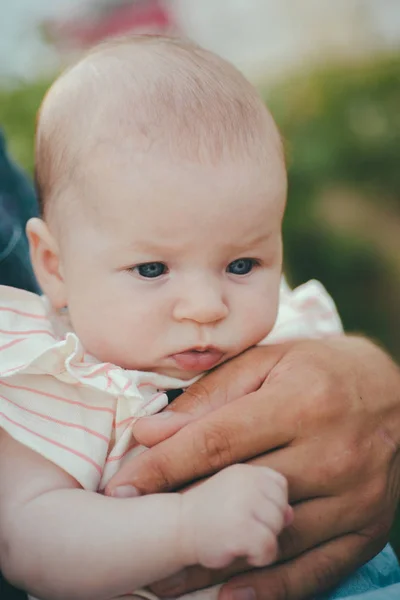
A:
[{"left": 180, "top": 464, "right": 291, "bottom": 570}]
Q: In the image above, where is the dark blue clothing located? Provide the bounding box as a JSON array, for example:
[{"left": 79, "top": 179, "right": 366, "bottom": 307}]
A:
[
  {"left": 0, "top": 130, "right": 39, "bottom": 598},
  {"left": 0, "top": 130, "right": 39, "bottom": 293}
]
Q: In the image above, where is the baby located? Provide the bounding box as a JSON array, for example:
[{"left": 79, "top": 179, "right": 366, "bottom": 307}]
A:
[{"left": 0, "top": 36, "right": 344, "bottom": 600}]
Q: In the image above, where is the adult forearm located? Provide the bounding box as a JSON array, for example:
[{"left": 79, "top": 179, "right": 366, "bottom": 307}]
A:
[{"left": 3, "top": 489, "right": 185, "bottom": 600}]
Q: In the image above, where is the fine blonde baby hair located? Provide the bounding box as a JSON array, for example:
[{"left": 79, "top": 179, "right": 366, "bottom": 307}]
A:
[{"left": 35, "top": 35, "right": 283, "bottom": 220}]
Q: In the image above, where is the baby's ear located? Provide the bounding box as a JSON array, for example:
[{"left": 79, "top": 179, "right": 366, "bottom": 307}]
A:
[{"left": 26, "top": 218, "right": 67, "bottom": 308}]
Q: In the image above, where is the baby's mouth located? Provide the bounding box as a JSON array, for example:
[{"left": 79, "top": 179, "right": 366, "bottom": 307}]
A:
[{"left": 170, "top": 347, "right": 224, "bottom": 371}]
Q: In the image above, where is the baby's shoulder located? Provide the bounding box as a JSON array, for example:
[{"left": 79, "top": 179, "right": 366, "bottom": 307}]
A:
[
  {"left": 0, "top": 285, "right": 48, "bottom": 320},
  {"left": 0, "top": 285, "right": 58, "bottom": 370}
]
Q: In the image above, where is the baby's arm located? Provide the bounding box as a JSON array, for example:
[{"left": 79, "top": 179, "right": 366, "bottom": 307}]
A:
[
  {"left": 0, "top": 430, "right": 290, "bottom": 600},
  {"left": 0, "top": 430, "right": 188, "bottom": 599}
]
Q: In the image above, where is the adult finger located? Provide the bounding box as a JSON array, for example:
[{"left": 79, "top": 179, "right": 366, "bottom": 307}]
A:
[
  {"left": 247, "top": 428, "right": 374, "bottom": 503},
  {"left": 110, "top": 377, "right": 376, "bottom": 499},
  {"left": 150, "top": 561, "right": 250, "bottom": 598},
  {"left": 219, "top": 532, "right": 387, "bottom": 600},
  {"left": 133, "top": 411, "right": 193, "bottom": 448},
  {"left": 133, "top": 346, "right": 287, "bottom": 448},
  {"left": 106, "top": 379, "right": 297, "bottom": 497},
  {"left": 276, "top": 496, "right": 367, "bottom": 561}
]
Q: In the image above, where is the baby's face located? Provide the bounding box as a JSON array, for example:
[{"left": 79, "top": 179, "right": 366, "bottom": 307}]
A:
[{"left": 57, "top": 148, "right": 285, "bottom": 380}]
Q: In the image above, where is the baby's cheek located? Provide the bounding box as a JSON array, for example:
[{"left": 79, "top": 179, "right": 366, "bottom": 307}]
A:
[
  {"left": 245, "top": 300, "right": 277, "bottom": 345},
  {"left": 68, "top": 304, "right": 118, "bottom": 362}
]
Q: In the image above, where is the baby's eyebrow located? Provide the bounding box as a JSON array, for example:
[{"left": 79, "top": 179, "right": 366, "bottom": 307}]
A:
[
  {"left": 119, "top": 231, "right": 275, "bottom": 259},
  {"left": 227, "top": 232, "right": 274, "bottom": 253},
  {"left": 125, "top": 240, "right": 174, "bottom": 254}
]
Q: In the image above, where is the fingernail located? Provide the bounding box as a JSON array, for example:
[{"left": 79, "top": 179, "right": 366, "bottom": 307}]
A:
[
  {"left": 227, "top": 587, "right": 256, "bottom": 600},
  {"left": 284, "top": 505, "right": 294, "bottom": 526},
  {"left": 151, "top": 569, "right": 187, "bottom": 596},
  {"left": 111, "top": 485, "right": 141, "bottom": 498}
]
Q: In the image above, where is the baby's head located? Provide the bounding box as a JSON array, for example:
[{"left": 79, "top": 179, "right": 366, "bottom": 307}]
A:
[{"left": 29, "top": 35, "right": 287, "bottom": 380}]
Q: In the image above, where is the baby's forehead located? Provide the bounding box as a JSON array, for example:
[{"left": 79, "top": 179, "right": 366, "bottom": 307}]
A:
[
  {"left": 82, "top": 144, "right": 286, "bottom": 234},
  {"left": 78, "top": 160, "right": 284, "bottom": 266}
]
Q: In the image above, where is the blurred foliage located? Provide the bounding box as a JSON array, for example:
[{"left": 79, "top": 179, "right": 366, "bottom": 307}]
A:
[
  {"left": 266, "top": 54, "right": 400, "bottom": 360},
  {"left": 0, "top": 80, "right": 49, "bottom": 176},
  {"left": 0, "top": 51, "right": 400, "bottom": 554}
]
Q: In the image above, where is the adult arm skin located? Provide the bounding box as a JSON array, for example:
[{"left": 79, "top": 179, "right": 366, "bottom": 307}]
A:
[{"left": 105, "top": 336, "right": 400, "bottom": 600}]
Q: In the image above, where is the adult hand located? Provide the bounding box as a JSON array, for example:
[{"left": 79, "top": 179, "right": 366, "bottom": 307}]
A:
[{"left": 106, "top": 337, "right": 400, "bottom": 600}]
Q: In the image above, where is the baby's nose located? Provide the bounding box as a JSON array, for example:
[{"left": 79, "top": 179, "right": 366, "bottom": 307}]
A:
[{"left": 172, "top": 286, "right": 228, "bottom": 324}]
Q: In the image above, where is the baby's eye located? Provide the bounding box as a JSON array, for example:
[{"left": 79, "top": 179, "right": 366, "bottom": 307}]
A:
[
  {"left": 134, "top": 262, "right": 167, "bottom": 278},
  {"left": 227, "top": 258, "right": 258, "bottom": 276}
]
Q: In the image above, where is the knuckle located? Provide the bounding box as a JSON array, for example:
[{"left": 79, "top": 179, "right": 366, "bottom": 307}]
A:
[
  {"left": 140, "top": 452, "right": 175, "bottom": 492},
  {"left": 273, "top": 471, "right": 289, "bottom": 495},
  {"left": 319, "top": 434, "right": 363, "bottom": 482},
  {"left": 196, "top": 424, "right": 235, "bottom": 473},
  {"left": 225, "top": 465, "right": 264, "bottom": 501},
  {"left": 260, "top": 572, "right": 293, "bottom": 600},
  {"left": 184, "top": 381, "right": 212, "bottom": 412},
  {"left": 306, "top": 371, "right": 338, "bottom": 418},
  {"left": 312, "top": 553, "right": 348, "bottom": 592},
  {"left": 260, "top": 465, "right": 287, "bottom": 488},
  {"left": 362, "top": 515, "right": 393, "bottom": 550},
  {"left": 323, "top": 452, "right": 353, "bottom": 483},
  {"left": 288, "top": 371, "right": 339, "bottom": 429},
  {"left": 358, "top": 477, "right": 387, "bottom": 517}
]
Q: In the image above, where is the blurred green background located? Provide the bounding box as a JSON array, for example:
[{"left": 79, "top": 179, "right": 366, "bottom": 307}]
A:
[
  {"left": 270, "top": 55, "right": 400, "bottom": 361},
  {"left": 1, "top": 45, "right": 400, "bottom": 551}
]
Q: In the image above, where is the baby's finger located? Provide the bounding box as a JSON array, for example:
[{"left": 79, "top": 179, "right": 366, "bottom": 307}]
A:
[
  {"left": 246, "top": 528, "right": 278, "bottom": 567},
  {"left": 252, "top": 498, "right": 288, "bottom": 537},
  {"left": 256, "top": 466, "right": 288, "bottom": 490},
  {"left": 256, "top": 468, "right": 289, "bottom": 505}
]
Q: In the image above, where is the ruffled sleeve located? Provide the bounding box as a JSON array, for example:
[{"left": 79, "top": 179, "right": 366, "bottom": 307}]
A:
[
  {"left": 0, "top": 286, "right": 171, "bottom": 491},
  {"left": 265, "top": 278, "right": 343, "bottom": 344}
]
